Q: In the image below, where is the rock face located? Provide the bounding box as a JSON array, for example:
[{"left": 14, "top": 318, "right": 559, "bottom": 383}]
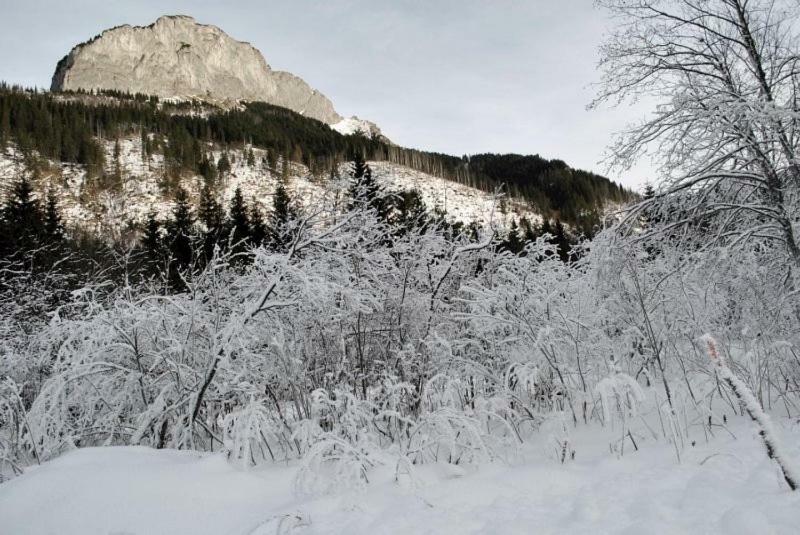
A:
[{"left": 51, "top": 15, "right": 343, "bottom": 124}]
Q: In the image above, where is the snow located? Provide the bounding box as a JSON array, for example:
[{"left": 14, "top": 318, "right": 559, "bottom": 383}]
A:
[
  {"left": 2, "top": 417, "right": 799, "bottom": 534},
  {"left": 0, "top": 140, "right": 536, "bottom": 238},
  {"left": 330, "top": 116, "right": 382, "bottom": 139},
  {"left": 370, "top": 161, "right": 540, "bottom": 228}
]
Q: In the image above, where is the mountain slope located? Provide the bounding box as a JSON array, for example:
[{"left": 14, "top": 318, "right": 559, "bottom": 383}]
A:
[{"left": 0, "top": 86, "right": 631, "bottom": 234}]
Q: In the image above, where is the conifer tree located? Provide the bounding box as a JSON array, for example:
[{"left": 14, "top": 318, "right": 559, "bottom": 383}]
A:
[
  {"left": 199, "top": 155, "right": 217, "bottom": 186},
  {"left": 267, "top": 180, "right": 296, "bottom": 252},
  {"left": 2, "top": 177, "right": 44, "bottom": 251},
  {"left": 553, "top": 220, "right": 572, "bottom": 263},
  {"left": 520, "top": 217, "right": 538, "bottom": 243},
  {"left": 43, "top": 191, "right": 64, "bottom": 241},
  {"left": 0, "top": 100, "right": 10, "bottom": 149},
  {"left": 392, "top": 189, "right": 428, "bottom": 234},
  {"left": 503, "top": 220, "right": 524, "bottom": 254},
  {"left": 348, "top": 152, "right": 385, "bottom": 219},
  {"left": 249, "top": 203, "right": 267, "bottom": 249},
  {"left": 140, "top": 211, "right": 166, "bottom": 282},
  {"left": 166, "top": 188, "right": 194, "bottom": 291},
  {"left": 198, "top": 185, "right": 223, "bottom": 261},
  {"left": 217, "top": 153, "right": 231, "bottom": 177},
  {"left": 227, "top": 187, "right": 251, "bottom": 252},
  {"left": 142, "top": 212, "right": 162, "bottom": 260},
  {"left": 540, "top": 219, "right": 554, "bottom": 238}
]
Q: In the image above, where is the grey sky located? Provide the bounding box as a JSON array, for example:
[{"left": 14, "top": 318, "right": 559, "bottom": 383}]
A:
[{"left": 0, "top": 0, "right": 654, "bottom": 189}]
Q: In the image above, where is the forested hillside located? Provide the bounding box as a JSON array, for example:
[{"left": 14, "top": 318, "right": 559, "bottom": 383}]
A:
[{"left": 0, "top": 84, "right": 633, "bottom": 229}]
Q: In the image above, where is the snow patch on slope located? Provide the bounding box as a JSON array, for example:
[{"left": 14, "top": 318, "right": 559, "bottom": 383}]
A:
[
  {"left": 0, "top": 140, "right": 537, "bottom": 239},
  {"left": 331, "top": 116, "right": 384, "bottom": 139},
  {"left": 370, "top": 161, "right": 541, "bottom": 228}
]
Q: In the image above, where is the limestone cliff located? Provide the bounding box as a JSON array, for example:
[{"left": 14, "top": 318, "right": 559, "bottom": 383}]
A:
[{"left": 51, "top": 15, "right": 343, "bottom": 124}]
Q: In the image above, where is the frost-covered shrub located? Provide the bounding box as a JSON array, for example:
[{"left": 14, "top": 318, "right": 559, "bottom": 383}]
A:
[{"left": 3, "top": 168, "right": 800, "bottom": 495}]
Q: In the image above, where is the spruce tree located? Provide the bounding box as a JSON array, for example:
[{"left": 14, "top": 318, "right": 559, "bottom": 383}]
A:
[
  {"left": 0, "top": 100, "right": 10, "bottom": 149},
  {"left": 166, "top": 188, "right": 194, "bottom": 291},
  {"left": 249, "top": 203, "right": 267, "bottom": 249},
  {"left": 140, "top": 211, "right": 166, "bottom": 281},
  {"left": 267, "top": 181, "right": 296, "bottom": 252},
  {"left": 2, "top": 177, "right": 44, "bottom": 250},
  {"left": 217, "top": 153, "right": 231, "bottom": 177},
  {"left": 392, "top": 189, "right": 428, "bottom": 234},
  {"left": 227, "top": 187, "right": 251, "bottom": 253},
  {"left": 348, "top": 152, "right": 385, "bottom": 219},
  {"left": 503, "top": 220, "right": 524, "bottom": 255},
  {"left": 520, "top": 217, "right": 538, "bottom": 243},
  {"left": 142, "top": 212, "right": 162, "bottom": 259},
  {"left": 540, "top": 219, "right": 554, "bottom": 238},
  {"left": 553, "top": 220, "right": 572, "bottom": 263},
  {"left": 198, "top": 184, "right": 223, "bottom": 261},
  {"left": 199, "top": 155, "right": 217, "bottom": 186},
  {"left": 43, "top": 191, "right": 64, "bottom": 241}
]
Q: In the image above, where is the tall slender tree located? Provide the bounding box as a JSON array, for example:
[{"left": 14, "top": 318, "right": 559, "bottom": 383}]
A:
[
  {"left": 166, "top": 188, "right": 194, "bottom": 291},
  {"left": 198, "top": 184, "right": 224, "bottom": 261},
  {"left": 43, "top": 191, "right": 63, "bottom": 241},
  {"left": 227, "top": 187, "right": 251, "bottom": 260},
  {"left": 267, "top": 180, "right": 296, "bottom": 252}
]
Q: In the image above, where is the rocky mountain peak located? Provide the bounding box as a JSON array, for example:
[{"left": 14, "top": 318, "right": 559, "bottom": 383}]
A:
[{"left": 51, "top": 15, "right": 345, "bottom": 124}]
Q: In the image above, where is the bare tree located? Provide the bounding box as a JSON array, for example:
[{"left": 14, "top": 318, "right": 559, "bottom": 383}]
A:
[{"left": 593, "top": 0, "right": 800, "bottom": 284}]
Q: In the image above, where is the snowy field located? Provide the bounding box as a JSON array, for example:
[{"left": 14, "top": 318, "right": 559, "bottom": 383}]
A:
[{"left": 1, "top": 417, "right": 798, "bottom": 535}]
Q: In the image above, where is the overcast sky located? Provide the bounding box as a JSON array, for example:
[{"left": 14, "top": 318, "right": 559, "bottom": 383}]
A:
[{"left": 0, "top": 0, "right": 655, "bottom": 189}]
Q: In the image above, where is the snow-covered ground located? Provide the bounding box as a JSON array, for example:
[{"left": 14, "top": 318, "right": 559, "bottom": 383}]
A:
[
  {"left": 0, "top": 139, "right": 536, "bottom": 238},
  {"left": 1, "top": 416, "right": 798, "bottom": 534},
  {"left": 330, "top": 117, "right": 383, "bottom": 140},
  {"left": 371, "top": 161, "right": 538, "bottom": 228}
]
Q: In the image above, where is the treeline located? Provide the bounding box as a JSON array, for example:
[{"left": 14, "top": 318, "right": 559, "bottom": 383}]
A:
[
  {"left": 0, "top": 84, "right": 633, "bottom": 227},
  {"left": 1, "top": 155, "right": 580, "bottom": 302},
  {"left": 467, "top": 154, "right": 627, "bottom": 226}
]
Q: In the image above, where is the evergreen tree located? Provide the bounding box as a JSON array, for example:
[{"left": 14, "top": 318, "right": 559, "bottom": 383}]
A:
[
  {"left": 502, "top": 220, "right": 524, "bottom": 254},
  {"left": 348, "top": 152, "right": 385, "bottom": 219},
  {"left": 540, "top": 219, "right": 554, "bottom": 238},
  {"left": 392, "top": 189, "right": 429, "bottom": 234},
  {"left": 43, "top": 191, "right": 64, "bottom": 241},
  {"left": 227, "top": 187, "right": 251, "bottom": 251},
  {"left": 0, "top": 99, "right": 10, "bottom": 149},
  {"left": 142, "top": 212, "right": 162, "bottom": 259},
  {"left": 249, "top": 203, "right": 267, "bottom": 248},
  {"left": 520, "top": 217, "right": 538, "bottom": 243},
  {"left": 553, "top": 220, "right": 572, "bottom": 263},
  {"left": 267, "top": 181, "right": 296, "bottom": 252},
  {"left": 1, "top": 177, "right": 44, "bottom": 251},
  {"left": 217, "top": 152, "right": 231, "bottom": 177},
  {"left": 198, "top": 155, "right": 218, "bottom": 186},
  {"left": 140, "top": 212, "right": 166, "bottom": 281},
  {"left": 198, "top": 184, "right": 224, "bottom": 261},
  {"left": 166, "top": 188, "right": 194, "bottom": 291}
]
